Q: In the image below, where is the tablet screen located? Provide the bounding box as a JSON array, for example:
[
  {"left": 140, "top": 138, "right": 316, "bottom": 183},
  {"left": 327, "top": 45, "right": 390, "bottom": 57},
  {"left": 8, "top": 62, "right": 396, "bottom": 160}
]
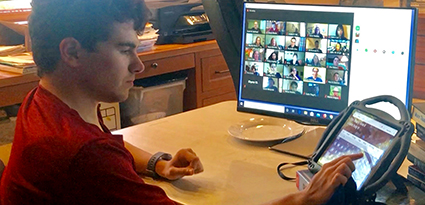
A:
[{"left": 317, "top": 109, "right": 398, "bottom": 190}]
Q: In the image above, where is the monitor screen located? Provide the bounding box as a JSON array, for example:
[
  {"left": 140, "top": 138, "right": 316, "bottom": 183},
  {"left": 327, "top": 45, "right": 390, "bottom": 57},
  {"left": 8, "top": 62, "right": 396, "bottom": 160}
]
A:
[{"left": 237, "top": 3, "right": 417, "bottom": 125}]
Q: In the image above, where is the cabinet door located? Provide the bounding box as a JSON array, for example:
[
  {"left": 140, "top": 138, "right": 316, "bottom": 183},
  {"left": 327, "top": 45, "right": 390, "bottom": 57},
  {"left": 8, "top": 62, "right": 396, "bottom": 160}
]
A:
[{"left": 196, "top": 49, "right": 236, "bottom": 107}]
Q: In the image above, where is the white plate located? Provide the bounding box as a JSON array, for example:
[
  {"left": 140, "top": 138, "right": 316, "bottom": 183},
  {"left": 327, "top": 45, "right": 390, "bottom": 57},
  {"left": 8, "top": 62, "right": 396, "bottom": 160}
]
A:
[{"left": 228, "top": 117, "right": 305, "bottom": 142}]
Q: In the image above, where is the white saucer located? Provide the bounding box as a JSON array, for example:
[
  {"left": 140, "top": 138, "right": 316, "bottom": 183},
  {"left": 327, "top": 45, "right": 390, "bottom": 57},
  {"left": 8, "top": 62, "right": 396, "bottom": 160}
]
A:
[{"left": 228, "top": 117, "right": 305, "bottom": 142}]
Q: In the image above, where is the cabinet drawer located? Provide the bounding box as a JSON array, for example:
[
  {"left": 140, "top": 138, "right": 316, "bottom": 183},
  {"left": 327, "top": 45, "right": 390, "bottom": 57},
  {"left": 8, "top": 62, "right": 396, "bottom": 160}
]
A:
[
  {"left": 137, "top": 53, "right": 195, "bottom": 79},
  {"left": 201, "top": 54, "right": 233, "bottom": 92}
]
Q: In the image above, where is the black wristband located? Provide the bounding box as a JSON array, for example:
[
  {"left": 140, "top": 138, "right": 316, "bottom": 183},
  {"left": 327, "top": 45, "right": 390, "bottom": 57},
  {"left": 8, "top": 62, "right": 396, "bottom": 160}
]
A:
[{"left": 146, "top": 152, "right": 172, "bottom": 179}]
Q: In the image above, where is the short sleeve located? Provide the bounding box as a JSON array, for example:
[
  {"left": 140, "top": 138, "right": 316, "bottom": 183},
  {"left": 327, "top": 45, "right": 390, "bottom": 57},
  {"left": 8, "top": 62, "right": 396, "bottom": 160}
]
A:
[{"left": 68, "top": 138, "right": 176, "bottom": 205}]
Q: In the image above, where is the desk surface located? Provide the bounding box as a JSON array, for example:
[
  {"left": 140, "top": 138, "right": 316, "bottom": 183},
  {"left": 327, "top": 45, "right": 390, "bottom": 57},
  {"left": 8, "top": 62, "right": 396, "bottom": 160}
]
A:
[
  {"left": 113, "top": 100, "right": 421, "bottom": 205},
  {"left": 114, "top": 101, "right": 311, "bottom": 205}
]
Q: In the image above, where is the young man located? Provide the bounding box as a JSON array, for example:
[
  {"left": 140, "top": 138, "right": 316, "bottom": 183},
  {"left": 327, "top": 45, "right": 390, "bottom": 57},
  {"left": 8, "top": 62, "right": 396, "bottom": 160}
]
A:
[{"left": 0, "top": 0, "right": 362, "bottom": 204}]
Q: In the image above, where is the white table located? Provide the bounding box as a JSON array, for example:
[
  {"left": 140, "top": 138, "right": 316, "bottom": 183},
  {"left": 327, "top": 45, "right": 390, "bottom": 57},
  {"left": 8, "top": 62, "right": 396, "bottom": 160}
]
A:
[{"left": 113, "top": 100, "right": 415, "bottom": 205}]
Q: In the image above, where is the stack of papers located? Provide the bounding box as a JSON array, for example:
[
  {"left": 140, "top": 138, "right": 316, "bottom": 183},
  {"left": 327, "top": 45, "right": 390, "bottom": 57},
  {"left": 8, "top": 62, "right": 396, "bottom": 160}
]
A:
[
  {"left": 0, "top": 52, "right": 37, "bottom": 75},
  {"left": 0, "top": 45, "right": 26, "bottom": 56},
  {"left": 137, "top": 23, "right": 159, "bottom": 52}
]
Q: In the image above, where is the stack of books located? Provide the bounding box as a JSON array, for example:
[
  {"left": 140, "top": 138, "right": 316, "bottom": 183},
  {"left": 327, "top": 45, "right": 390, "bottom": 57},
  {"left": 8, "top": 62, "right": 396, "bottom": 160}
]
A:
[
  {"left": 407, "top": 102, "right": 425, "bottom": 191},
  {"left": 0, "top": 52, "right": 37, "bottom": 75}
]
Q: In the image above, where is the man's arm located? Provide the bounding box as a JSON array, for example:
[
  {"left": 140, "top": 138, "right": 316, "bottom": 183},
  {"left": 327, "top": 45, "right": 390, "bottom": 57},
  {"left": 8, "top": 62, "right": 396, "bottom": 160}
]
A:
[
  {"left": 124, "top": 141, "right": 152, "bottom": 174},
  {"left": 124, "top": 142, "right": 204, "bottom": 180}
]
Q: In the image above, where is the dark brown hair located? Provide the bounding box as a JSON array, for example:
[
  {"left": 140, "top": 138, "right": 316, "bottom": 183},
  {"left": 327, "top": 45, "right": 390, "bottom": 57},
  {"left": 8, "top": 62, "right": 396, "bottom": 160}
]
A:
[{"left": 29, "top": 0, "right": 150, "bottom": 76}]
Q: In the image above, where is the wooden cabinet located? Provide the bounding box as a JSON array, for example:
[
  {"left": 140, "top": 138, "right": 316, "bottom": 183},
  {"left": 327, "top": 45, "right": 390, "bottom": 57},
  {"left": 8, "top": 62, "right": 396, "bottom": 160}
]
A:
[
  {"left": 196, "top": 48, "right": 236, "bottom": 107},
  {"left": 0, "top": 40, "right": 236, "bottom": 110},
  {"left": 414, "top": 14, "right": 425, "bottom": 99}
]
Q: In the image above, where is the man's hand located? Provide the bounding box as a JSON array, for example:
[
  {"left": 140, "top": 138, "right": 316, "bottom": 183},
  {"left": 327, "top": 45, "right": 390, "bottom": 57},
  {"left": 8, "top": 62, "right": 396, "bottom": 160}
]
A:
[
  {"left": 299, "top": 153, "right": 363, "bottom": 205},
  {"left": 155, "top": 148, "right": 204, "bottom": 180}
]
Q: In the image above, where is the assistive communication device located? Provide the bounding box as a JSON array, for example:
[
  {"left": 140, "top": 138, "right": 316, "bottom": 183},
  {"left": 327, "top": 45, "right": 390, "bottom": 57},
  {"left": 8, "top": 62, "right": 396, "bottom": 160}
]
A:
[{"left": 308, "top": 95, "right": 414, "bottom": 204}]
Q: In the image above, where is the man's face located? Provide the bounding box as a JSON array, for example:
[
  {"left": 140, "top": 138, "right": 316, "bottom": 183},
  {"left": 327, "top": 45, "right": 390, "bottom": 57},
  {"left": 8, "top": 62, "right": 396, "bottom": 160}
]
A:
[
  {"left": 77, "top": 22, "right": 144, "bottom": 103},
  {"left": 315, "top": 41, "right": 319, "bottom": 48},
  {"left": 312, "top": 69, "right": 318, "bottom": 78},
  {"left": 333, "top": 57, "right": 340, "bottom": 66},
  {"left": 254, "top": 22, "right": 258, "bottom": 29},
  {"left": 290, "top": 83, "right": 297, "bottom": 91},
  {"left": 335, "top": 43, "right": 341, "bottom": 51},
  {"left": 333, "top": 90, "right": 339, "bottom": 97},
  {"left": 291, "top": 38, "right": 296, "bottom": 46},
  {"left": 334, "top": 74, "right": 340, "bottom": 81}
]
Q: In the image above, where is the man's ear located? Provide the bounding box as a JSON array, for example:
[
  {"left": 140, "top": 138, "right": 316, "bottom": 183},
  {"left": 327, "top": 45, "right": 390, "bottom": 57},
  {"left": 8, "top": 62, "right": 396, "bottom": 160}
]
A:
[{"left": 59, "top": 37, "right": 83, "bottom": 67}]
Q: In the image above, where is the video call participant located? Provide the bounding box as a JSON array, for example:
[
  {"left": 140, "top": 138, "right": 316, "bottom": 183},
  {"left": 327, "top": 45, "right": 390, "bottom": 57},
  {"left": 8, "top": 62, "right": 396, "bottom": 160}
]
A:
[
  {"left": 333, "top": 72, "right": 344, "bottom": 85},
  {"left": 331, "top": 87, "right": 341, "bottom": 99},
  {"left": 267, "top": 51, "right": 280, "bottom": 63},
  {"left": 310, "top": 54, "right": 321, "bottom": 67},
  {"left": 250, "top": 21, "right": 262, "bottom": 34},
  {"left": 286, "top": 67, "right": 301, "bottom": 80},
  {"left": 287, "top": 53, "right": 301, "bottom": 65},
  {"left": 335, "top": 24, "right": 347, "bottom": 40},
  {"left": 250, "top": 64, "right": 260, "bottom": 76},
  {"left": 267, "top": 21, "right": 279, "bottom": 33},
  {"left": 306, "top": 83, "right": 320, "bottom": 96},
  {"left": 330, "top": 56, "right": 340, "bottom": 68},
  {"left": 289, "top": 81, "right": 302, "bottom": 95},
  {"left": 267, "top": 63, "right": 282, "bottom": 78},
  {"left": 264, "top": 77, "right": 279, "bottom": 91},
  {"left": 267, "top": 37, "right": 284, "bottom": 50},
  {"left": 310, "top": 40, "right": 323, "bottom": 53},
  {"left": 287, "top": 23, "right": 300, "bottom": 36},
  {"left": 252, "top": 49, "right": 262, "bottom": 62},
  {"left": 287, "top": 37, "right": 299, "bottom": 50},
  {"left": 312, "top": 25, "right": 323, "bottom": 38},
  {"left": 1, "top": 0, "right": 364, "bottom": 204},
  {"left": 306, "top": 67, "right": 323, "bottom": 82},
  {"left": 253, "top": 36, "right": 264, "bottom": 48},
  {"left": 334, "top": 42, "right": 342, "bottom": 52},
  {"left": 268, "top": 37, "right": 278, "bottom": 47}
]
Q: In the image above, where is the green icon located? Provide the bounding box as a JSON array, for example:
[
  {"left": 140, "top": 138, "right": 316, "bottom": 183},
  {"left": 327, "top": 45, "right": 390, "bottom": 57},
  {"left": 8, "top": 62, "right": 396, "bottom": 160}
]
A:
[
  {"left": 356, "top": 26, "right": 360, "bottom": 31},
  {"left": 365, "top": 49, "right": 368, "bottom": 52}
]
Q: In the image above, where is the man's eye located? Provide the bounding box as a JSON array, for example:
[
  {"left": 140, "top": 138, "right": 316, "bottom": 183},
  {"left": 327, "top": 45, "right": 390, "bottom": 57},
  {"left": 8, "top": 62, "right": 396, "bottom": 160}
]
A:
[{"left": 121, "top": 50, "right": 132, "bottom": 54}]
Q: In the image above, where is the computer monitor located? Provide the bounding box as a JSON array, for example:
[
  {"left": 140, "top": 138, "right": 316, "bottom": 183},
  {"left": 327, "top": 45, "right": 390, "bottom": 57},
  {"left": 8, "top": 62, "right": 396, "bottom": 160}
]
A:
[{"left": 238, "top": 2, "right": 417, "bottom": 125}]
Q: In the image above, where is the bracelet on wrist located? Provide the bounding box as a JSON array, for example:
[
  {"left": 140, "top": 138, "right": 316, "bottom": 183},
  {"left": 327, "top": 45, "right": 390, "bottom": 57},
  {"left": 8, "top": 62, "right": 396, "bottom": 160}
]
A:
[{"left": 146, "top": 152, "right": 172, "bottom": 179}]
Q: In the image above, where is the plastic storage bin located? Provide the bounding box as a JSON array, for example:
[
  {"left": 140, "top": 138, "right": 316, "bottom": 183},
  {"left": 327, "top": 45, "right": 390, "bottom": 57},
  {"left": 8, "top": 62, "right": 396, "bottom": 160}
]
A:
[{"left": 120, "top": 78, "right": 186, "bottom": 127}]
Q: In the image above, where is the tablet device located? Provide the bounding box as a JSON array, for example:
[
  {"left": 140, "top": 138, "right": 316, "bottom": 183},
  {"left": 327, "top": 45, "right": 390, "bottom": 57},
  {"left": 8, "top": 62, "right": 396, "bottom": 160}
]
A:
[{"left": 314, "top": 108, "right": 399, "bottom": 190}]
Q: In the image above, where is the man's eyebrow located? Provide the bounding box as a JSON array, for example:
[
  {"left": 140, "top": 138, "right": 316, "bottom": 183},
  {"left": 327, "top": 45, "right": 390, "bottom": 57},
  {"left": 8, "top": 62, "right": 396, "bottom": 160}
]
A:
[{"left": 117, "top": 42, "right": 137, "bottom": 49}]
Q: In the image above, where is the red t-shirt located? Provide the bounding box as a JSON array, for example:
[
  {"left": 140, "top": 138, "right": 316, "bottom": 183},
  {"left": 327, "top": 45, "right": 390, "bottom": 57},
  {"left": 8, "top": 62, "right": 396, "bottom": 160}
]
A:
[{"left": 0, "top": 86, "right": 176, "bottom": 204}]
